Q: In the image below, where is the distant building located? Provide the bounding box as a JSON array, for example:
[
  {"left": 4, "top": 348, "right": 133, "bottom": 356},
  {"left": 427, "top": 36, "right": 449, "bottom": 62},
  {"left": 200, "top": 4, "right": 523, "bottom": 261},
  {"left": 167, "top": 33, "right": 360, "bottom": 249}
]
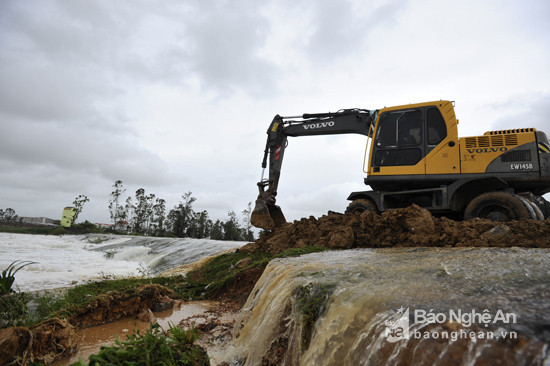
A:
[
  {"left": 60, "top": 207, "right": 76, "bottom": 227},
  {"left": 19, "top": 216, "right": 58, "bottom": 226},
  {"left": 95, "top": 222, "right": 113, "bottom": 229}
]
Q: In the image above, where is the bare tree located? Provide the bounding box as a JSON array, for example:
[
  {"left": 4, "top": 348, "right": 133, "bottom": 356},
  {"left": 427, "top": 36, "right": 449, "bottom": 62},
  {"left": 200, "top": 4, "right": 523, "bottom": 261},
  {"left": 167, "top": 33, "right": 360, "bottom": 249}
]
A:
[
  {"left": 109, "top": 180, "right": 126, "bottom": 231},
  {"left": 71, "top": 194, "right": 90, "bottom": 225},
  {"left": 241, "top": 202, "right": 255, "bottom": 241}
]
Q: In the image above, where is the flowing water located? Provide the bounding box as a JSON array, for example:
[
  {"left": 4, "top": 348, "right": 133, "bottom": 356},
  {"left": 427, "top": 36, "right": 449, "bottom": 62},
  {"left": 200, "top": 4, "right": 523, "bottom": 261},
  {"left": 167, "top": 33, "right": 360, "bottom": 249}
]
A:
[
  {"left": 0, "top": 233, "right": 244, "bottom": 291},
  {"left": 52, "top": 301, "right": 215, "bottom": 365},
  {"left": 227, "top": 247, "right": 550, "bottom": 365},
  {"left": 4, "top": 233, "right": 550, "bottom": 364}
]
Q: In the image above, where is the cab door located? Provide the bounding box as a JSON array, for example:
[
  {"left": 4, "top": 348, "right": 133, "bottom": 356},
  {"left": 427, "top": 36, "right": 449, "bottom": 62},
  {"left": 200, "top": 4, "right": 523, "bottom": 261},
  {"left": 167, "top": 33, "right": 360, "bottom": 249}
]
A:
[
  {"left": 424, "top": 106, "right": 460, "bottom": 175},
  {"left": 370, "top": 108, "right": 426, "bottom": 176}
]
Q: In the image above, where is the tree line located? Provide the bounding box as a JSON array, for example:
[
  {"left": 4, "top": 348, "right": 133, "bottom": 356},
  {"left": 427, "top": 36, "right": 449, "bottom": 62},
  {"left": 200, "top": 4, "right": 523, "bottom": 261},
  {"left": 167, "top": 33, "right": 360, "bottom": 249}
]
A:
[{"left": 108, "top": 180, "right": 255, "bottom": 241}]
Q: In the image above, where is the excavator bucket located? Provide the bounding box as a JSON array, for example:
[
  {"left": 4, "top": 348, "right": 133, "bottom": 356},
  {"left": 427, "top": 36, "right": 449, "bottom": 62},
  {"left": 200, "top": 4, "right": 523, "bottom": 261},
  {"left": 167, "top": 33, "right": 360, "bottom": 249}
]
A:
[{"left": 251, "top": 198, "right": 286, "bottom": 230}]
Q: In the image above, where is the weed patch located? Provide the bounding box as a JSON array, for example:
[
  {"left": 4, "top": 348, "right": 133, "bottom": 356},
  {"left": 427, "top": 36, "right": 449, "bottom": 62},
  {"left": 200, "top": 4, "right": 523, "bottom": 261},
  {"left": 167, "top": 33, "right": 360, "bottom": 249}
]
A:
[
  {"left": 35, "top": 276, "right": 183, "bottom": 321},
  {"left": 294, "top": 283, "right": 336, "bottom": 349},
  {"left": 72, "top": 323, "right": 208, "bottom": 366},
  {"left": 0, "top": 292, "right": 32, "bottom": 327},
  {"left": 176, "top": 246, "right": 330, "bottom": 302}
]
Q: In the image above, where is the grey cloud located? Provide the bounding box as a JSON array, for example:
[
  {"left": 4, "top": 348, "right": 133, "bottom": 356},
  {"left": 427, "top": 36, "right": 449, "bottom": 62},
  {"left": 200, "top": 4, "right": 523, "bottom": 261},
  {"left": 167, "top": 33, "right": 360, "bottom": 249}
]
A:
[
  {"left": 183, "top": 1, "right": 277, "bottom": 96},
  {"left": 0, "top": 62, "right": 116, "bottom": 123},
  {"left": 303, "top": 0, "right": 407, "bottom": 63},
  {"left": 0, "top": 118, "right": 168, "bottom": 186},
  {"left": 0, "top": 1, "right": 279, "bottom": 101},
  {"left": 0, "top": 2, "right": 125, "bottom": 124}
]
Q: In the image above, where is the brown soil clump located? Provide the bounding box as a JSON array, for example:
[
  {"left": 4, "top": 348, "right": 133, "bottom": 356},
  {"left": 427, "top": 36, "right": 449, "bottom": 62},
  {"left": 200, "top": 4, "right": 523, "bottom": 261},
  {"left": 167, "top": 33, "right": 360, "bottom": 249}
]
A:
[{"left": 248, "top": 205, "right": 550, "bottom": 254}]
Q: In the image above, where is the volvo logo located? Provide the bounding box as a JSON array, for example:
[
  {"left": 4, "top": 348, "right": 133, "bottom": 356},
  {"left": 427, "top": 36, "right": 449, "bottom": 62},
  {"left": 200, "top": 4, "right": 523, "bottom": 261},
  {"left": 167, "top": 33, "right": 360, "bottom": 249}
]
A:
[
  {"left": 466, "top": 147, "right": 508, "bottom": 154},
  {"left": 303, "top": 121, "right": 335, "bottom": 130}
]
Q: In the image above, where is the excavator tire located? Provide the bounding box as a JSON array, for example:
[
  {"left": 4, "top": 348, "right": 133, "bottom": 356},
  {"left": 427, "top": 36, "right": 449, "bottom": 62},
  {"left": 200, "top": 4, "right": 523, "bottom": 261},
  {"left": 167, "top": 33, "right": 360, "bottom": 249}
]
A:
[
  {"left": 527, "top": 200, "right": 545, "bottom": 220},
  {"left": 345, "top": 198, "right": 379, "bottom": 214},
  {"left": 464, "top": 192, "right": 536, "bottom": 221},
  {"left": 545, "top": 198, "right": 550, "bottom": 219},
  {"left": 519, "top": 192, "right": 548, "bottom": 220}
]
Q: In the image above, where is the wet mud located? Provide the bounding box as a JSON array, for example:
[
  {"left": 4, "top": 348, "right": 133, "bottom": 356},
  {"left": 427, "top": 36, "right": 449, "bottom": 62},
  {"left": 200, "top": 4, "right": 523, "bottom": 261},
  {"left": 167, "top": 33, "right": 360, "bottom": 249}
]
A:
[{"left": 242, "top": 205, "right": 550, "bottom": 254}]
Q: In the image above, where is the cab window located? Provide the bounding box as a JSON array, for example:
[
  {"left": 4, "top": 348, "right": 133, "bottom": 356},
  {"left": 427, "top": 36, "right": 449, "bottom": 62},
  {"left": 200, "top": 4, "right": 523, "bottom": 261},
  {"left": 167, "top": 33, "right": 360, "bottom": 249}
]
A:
[
  {"left": 376, "top": 110, "right": 422, "bottom": 147},
  {"left": 427, "top": 108, "right": 447, "bottom": 145},
  {"left": 374, "top": 109, "right": 422, "bottom": 166}
]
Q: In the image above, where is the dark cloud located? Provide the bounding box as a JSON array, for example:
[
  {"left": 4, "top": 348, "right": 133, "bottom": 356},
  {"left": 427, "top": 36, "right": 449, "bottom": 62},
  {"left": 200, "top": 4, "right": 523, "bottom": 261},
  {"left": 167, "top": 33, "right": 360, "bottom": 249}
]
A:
[{"left": 0, "top": 119, "right": 168, "bottom": 183}]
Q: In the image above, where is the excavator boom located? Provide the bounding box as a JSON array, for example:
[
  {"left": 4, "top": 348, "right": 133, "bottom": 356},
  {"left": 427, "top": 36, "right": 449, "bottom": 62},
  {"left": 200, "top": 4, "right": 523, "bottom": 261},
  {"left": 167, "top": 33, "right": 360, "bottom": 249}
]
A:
[{"left": 251, "top": 109, "right": 374, "bottom": 230}]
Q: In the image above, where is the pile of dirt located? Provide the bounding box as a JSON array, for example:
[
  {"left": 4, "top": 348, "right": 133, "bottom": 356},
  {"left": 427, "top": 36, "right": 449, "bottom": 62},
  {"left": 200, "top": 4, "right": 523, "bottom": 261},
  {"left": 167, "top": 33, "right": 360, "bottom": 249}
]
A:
[
  {"left": 0, "top": 284, "right": 176, "bottom": 365},
  {"left": 242, "top": 205, "right": 550, "bottom": 255}
]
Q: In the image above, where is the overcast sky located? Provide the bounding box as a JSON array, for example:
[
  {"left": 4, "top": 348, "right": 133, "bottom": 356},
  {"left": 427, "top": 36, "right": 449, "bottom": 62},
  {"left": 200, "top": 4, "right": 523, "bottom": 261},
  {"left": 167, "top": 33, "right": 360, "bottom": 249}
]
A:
[{"left": 1, "top": 0, "right": 550, "bottom": 225}]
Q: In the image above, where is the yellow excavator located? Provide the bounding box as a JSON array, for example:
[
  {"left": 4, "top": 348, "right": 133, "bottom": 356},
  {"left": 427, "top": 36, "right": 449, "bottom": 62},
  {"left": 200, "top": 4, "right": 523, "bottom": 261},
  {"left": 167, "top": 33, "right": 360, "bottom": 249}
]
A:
[{"left": 251, "top": 100, "right": 550, "bottom": 230}]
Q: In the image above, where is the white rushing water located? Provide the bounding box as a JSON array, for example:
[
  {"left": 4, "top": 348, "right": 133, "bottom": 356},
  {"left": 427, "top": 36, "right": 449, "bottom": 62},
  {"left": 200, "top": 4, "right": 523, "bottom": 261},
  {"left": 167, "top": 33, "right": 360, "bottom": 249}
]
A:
[
  {"left": 229, "top": 247, "right": 550, "bottom": 366},
  {"left": 0, "top": 233, "right": 244, "bottom": 291}
]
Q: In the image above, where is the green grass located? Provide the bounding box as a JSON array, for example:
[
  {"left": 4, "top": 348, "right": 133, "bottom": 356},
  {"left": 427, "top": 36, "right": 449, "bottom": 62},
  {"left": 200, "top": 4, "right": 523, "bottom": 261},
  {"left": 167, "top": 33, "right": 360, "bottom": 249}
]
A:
[
  {"left": 0, "top": 225, "right": 56, "bottom": 235},
  {"left": 0, "top": 292, "right": 32, "bottom": 328},
  {"left": 1, "top": 276, "right": 185, "bottom": 329},
  {"left": 35, "top": 276, "right": 184, "bottom": 321},
  {"left": 176, "top": 246, "right": 330, "bottom": 300},
  {"left": 0, "top": 221, "right": 106, "bottom": 235}
]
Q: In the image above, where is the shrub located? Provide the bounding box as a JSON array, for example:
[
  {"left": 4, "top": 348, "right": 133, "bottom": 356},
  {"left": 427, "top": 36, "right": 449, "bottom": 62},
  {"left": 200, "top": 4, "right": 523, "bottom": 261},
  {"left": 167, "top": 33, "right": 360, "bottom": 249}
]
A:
[{"left": 0, "top": 260, "right": 37, "bottom": 295}]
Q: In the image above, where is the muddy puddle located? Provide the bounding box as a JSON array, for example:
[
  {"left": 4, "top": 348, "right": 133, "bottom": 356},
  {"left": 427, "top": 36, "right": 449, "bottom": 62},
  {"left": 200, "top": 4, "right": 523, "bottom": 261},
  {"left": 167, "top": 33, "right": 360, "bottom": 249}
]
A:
[{"left": 53, "top": 302, "right": 213, "bottom": 365}]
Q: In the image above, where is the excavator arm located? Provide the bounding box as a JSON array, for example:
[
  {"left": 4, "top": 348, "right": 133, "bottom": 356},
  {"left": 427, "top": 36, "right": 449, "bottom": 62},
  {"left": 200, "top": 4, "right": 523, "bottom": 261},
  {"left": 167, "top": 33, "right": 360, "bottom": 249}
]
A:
[{"left": 251, "top": 109, "right": 375, "bottom": 230}]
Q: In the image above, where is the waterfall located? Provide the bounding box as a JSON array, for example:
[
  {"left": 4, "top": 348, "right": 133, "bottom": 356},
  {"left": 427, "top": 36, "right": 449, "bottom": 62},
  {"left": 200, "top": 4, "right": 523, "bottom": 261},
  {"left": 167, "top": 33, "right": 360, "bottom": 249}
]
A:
[{"left": 225, "top": 248, "right": 550, "bottom": 365}]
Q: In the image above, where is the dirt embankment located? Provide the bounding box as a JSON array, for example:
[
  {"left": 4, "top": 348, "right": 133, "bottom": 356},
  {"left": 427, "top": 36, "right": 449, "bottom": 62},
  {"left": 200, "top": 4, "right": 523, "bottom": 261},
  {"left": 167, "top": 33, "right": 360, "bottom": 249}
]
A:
[
  {"left": 0, "top": 284, "right": 175, "bottom": 365},
  {"left": 4, "top": 206, "right": 550, "bottom": 364},
  {"left": 242, "top": 205, "right": 550, "bottom": 254}
]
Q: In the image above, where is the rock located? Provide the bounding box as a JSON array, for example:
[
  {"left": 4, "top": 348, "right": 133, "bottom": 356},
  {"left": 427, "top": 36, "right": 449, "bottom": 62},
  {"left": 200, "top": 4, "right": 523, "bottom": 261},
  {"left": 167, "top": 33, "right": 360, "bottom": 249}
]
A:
[
  {"left": 151, "top": 296, "right": 175, "bottom": 312},
  {"left": 137, "top": 308, "right": 156, "bottom": 323},
  {"left": 236, "top": 257, "right": 253, "bottom": 268},
  {"left": 488, "top": 225, "right": 511, "bottom": 236},
  {"left": 238, "top": 242, "right": 259, "bottom": 253}
]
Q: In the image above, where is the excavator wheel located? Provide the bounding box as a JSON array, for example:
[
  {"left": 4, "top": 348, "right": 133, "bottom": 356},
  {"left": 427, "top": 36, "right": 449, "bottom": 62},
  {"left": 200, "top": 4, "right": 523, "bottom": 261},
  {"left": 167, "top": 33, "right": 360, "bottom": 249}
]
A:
[
  {"left": 519, "top": 193, "right": 549, "bottom": 220},
  {"left": 345, "top": 198, "right": 379, "bottom": 215},
  {"left": 544, "top": 198, "right": 550, "bottom": 219},
  {"left": 464, "top": 192, "right": 537, "bottom": 221},
  {"left": 539, "top": 196, "right": 550, "bottom": 219},
  {"left": 526, "top": 200, "right": 545, "bottom": 221}
]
